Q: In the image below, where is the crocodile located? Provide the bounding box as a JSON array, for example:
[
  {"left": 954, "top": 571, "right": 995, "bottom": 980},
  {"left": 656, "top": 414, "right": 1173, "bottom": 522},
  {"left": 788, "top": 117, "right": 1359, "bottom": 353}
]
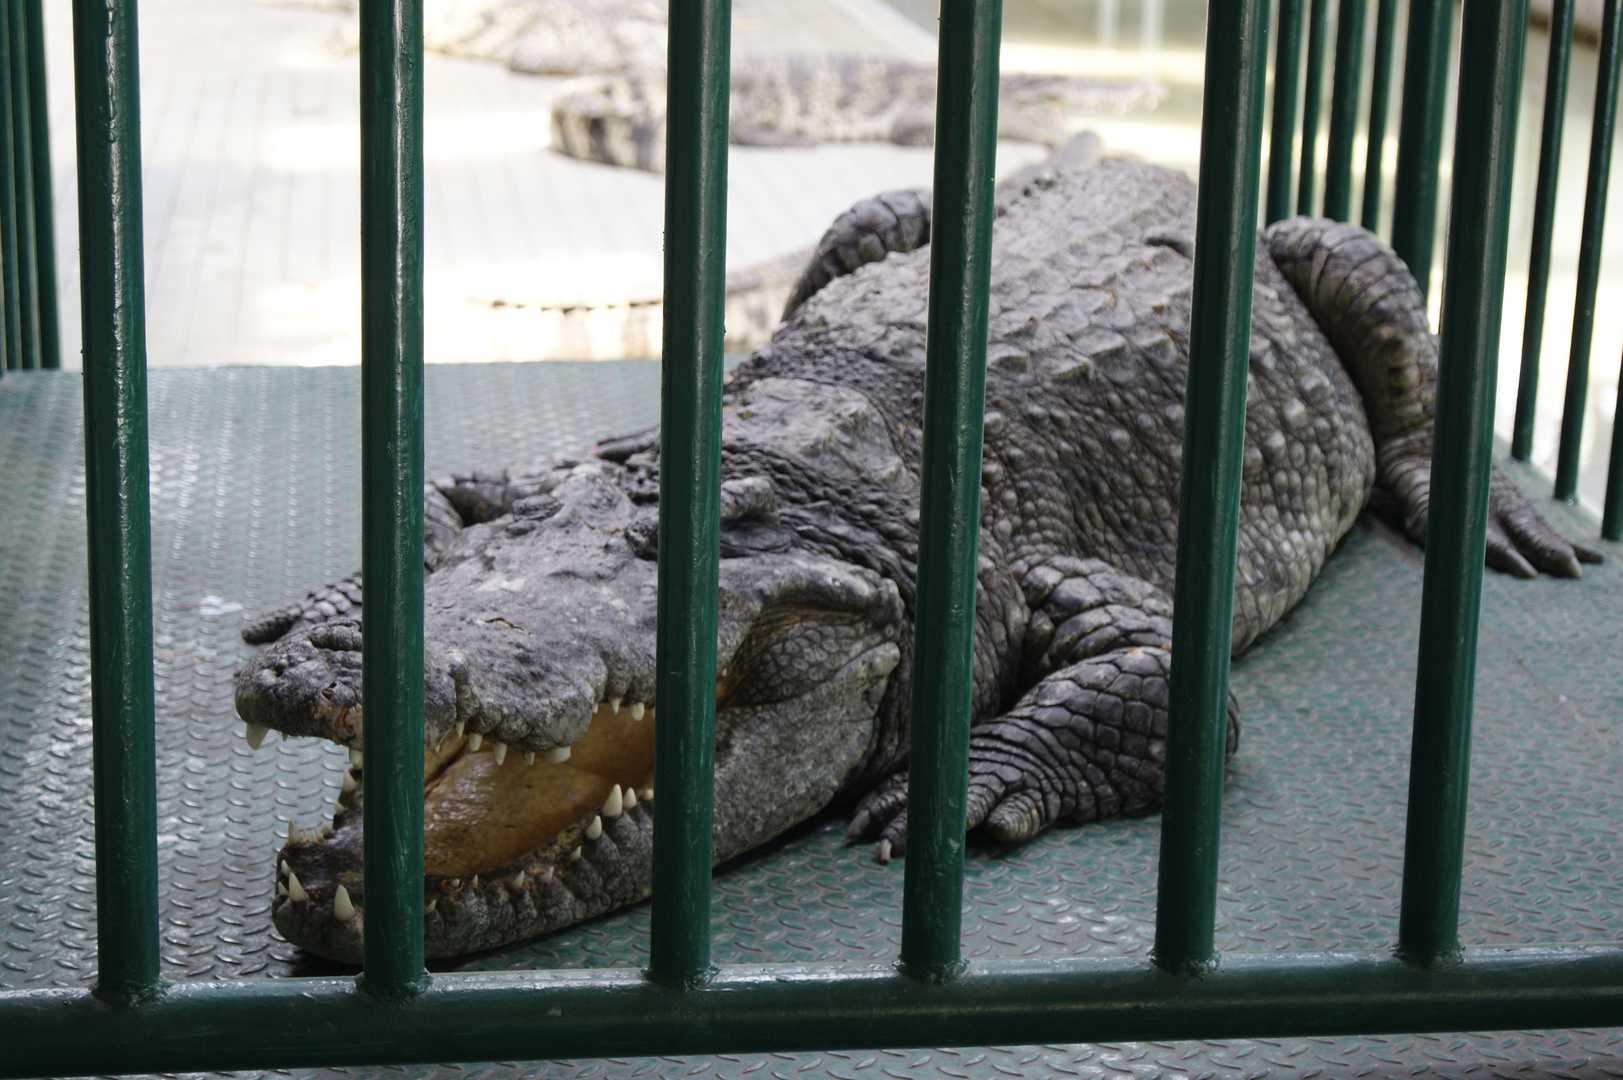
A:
[
  {"left": 548, "top": 58, "right": 1164, "bottom": 173},
  {"left": 235, "top": 156, "right": 1601, "bottom": 963}
]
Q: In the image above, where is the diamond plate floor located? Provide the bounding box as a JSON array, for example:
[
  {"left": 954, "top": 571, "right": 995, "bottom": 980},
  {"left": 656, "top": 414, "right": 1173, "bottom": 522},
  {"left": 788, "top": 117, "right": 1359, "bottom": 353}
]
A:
[{"left": 1, "top": 363, "right": 1621, "bottom": 1079}]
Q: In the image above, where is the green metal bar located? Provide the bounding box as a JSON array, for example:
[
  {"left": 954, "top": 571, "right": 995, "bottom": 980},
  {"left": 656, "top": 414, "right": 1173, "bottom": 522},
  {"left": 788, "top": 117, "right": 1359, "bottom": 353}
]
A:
[
  {"left": 4, "top": 946, "right": 1623, "bottom": 1076},
  {"left": 1152, "top": 0, "right": 1269, "bottom": 976},
  {"left": 357, "top": 0, "right": 427, "bottom": 999},
  {"left": 899, "top": 0, "right": 1002, "bottom": 984},
  {"left": 1390, "top": 0, "right": 1453, "bottom": 300},
  {"left": 650, "top": 0, "right": 730, "bottom": 989},
  {"left": 1605, "top": 376, "right": 1621, "bottom": 538},
  {"left": 0, "top": 0, "right": 22, "bottom": 370},
  {"left": 24, "top": 0, "right": 60, "bottom": 368},
  {"left": 1266, "top": 0, "right": 1303, "bottom": 223},
  {"left": 70, "top": 0, "right": 161, "bottom": 1006},
  {"left": 1321, "top": 0, "right": 1365, "bottom": 220},
  {"left": 1556, "top": 0, "right": 1623, "bottom": 501},
  {"left": 7, "top": 0, "right": 40, "bottom": 368},
  {"left": 1512, "top": 0, "right": 1575, "bottom": 462},
  {"left": 1398, "top": 0, "right": 1528, "bottom": 969},
  {"left": 1359, "top": 0, "right": 1395, "bottom": 229},
  {"left": 1295, "top": 0, "right": 1327, "bottom": 214}
]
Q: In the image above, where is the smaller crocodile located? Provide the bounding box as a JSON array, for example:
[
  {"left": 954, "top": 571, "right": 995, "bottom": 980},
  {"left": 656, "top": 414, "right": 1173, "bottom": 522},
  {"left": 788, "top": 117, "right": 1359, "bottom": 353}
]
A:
[{"left": 549, "top": 58, "right": 1164, "bottom": 173}]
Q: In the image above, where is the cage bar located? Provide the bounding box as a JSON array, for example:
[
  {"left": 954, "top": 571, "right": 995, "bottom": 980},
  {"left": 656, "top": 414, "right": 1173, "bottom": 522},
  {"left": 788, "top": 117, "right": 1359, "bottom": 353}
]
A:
[
  {"left": 1359, "top": 0, "right": 1395, "bottom": 229},
  {"left": 1513, "top": 0, "right": 1576, "bottom": 463},
  {"left": 71, "top": 0, "right": 162, "bottom": 1006},
  {"left": 6, "top": 946, "right": 1623, "bottom": 1077},
  {"left": 6, "top": 0, "right": 40, "bottom": 369},
  {"left": 1296, "top": 0, "right": 1328, "bottom": 214},
  {"left": 1390, "top": 0, "right": 1453, "bottom": 299},
  {"left": 1398, "top": 0, "right": 1528, "bottom": 968},
  {"left": 899, "top": 0, "right": 1003, "bottom": 983},
  {"left": 1322, "top": 0, "right": 1365, "bottom": 220},
  {"left": 1266, "top": 0, "right": 1303, "bottom": 223},
  {"left": 1605, "top": 380, "right": 1621, "bottom": 538},
  {"left": 649, "top": 0, "right": 731, "bottom": 988},
  {"left": 1556, "top": 0, "right": 1623, "bottom": 502},
  {"left": 23, "top": 0, "right": 59, "bottom": 368},
  {"left": 1, "top": 0, "right": 21, "bottom": 371},
  {"left": 357, "top": 0, "right": 428, "bottom": 997},
  {"left": 1152, "top": 0, "right": 1269, "bottom": 976}
]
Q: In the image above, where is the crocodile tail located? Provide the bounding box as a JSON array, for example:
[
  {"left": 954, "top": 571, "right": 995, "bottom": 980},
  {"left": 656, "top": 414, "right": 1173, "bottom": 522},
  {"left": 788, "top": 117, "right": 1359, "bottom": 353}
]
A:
[{"left": 1264, "top": 217, "right": 1437, "bottom": 450}]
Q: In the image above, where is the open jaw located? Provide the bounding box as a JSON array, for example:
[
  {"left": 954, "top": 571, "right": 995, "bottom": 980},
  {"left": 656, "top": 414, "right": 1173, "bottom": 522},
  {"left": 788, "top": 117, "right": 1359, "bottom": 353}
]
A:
[{"left": 265, "top": 697, "right": 660, "bottom": 964}]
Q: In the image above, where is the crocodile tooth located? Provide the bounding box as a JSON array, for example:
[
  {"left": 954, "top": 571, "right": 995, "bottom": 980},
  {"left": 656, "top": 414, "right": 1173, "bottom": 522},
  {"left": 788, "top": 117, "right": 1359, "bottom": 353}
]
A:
[
  {"left": 286, "top": 820, "right": 302, "bottom": 844},
  {"left": 544, "top": 746, "right": 571, "bottom": 764},
  {"left": 492, "top": 741, "right": 508, "bottom": 765},
  {"left": 603, "top": 784, "right": 623, "bottom": 819},
  {"left": 349, "top": 748, "right": 363, "bottom": 769},
  {"left": 514, "top": 871, "right": 527, "bottom": 888},
  {"left": 244, "top": 723, "right": 269, "bottom": 750},
  {"left": 586, "top": 816, "right": 603, "bottom": 840},
  {"left": 276, "top": 880, "right": 287, "bottom": 897},
  {"left": 630, "top": 702, "right": 645, "bottom": 721},
  {"left": 279, "top": 860, "right": 290, "bottom": 876},
  {"left": 320, "top": 823, "right": 333, "bottom": 839},
  {"left": 333, "top": 884, "right": 356, "bottom": 922},
  {"left": 454, "top": 720, "right": 466, "bottom": 738},
  {"left": 610, "top": 696, "right": 622, "bottom": 714},
  {"left": 640, "top": 786, "right": 654, "bottom": 802},
  {"left": 624, "top": 786, "right": 638, "bottom": 810},
  {"left": 467, "top": 732, "right": 483, "bottom": 752},
  {"left": 522, "top": 750, "right": 536, "bottom": 766},
  {"left": 287, "top": 871, "right": 307, "bottom": 903},
  {"left": 341, "top": 770, "right": 357, "bottom": 794},
  {"left": 332, "top": 799, "right": 344, "bottom": 818},
  {"left": 570, "top": 846, "right": 582, "bottom": 861},
  {"left": 425, "top": 899, "right": 437, "bottom": 916},
  {"left": 540, "top": 866, "right": 555, "bottom": 883},
  {"left": 471, "top": 874, "right": 481, "bottom": 889}
]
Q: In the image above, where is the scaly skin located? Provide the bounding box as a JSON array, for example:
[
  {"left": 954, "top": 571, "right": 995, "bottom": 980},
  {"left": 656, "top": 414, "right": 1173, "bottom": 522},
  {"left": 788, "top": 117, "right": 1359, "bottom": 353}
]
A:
[{"left": 237, "top": 158, "right": 1599, "bottom": 963}]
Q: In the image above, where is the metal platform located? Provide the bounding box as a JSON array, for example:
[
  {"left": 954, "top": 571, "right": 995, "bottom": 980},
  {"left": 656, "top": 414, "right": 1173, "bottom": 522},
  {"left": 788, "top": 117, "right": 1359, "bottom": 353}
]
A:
[{"left": 1, "top": 363, "right": 1621, "bottom": 1079}]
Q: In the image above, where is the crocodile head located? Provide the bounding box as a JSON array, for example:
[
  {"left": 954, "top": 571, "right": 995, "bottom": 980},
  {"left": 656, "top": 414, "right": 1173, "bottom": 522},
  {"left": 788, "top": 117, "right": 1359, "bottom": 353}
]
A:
[{"left": 235, "top": 429, "right": 905, "bottom": 963}]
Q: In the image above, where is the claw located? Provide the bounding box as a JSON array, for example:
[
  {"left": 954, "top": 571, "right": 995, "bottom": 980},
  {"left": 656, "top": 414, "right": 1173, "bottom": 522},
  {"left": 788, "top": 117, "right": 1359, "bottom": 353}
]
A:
[{"left": 877, "top": 838, "right": 892, "bottom": 864}]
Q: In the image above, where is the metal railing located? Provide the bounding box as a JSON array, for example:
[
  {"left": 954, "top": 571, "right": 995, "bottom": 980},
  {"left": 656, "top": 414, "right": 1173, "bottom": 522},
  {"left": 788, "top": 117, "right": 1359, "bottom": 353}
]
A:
[
  {"left": 0, "top": 0, "right": 60, "bottom": 373},
  {"left": 1, "top": 0, "right": 1622, "bottom": 1072}
]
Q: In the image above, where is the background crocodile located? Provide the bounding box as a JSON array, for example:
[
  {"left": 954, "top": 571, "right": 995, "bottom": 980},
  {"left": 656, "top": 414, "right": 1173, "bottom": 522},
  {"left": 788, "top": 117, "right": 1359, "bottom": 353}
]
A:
[
  {"left": 235, "top": 157, "right": 1600, "bottom": 964},
  {"left": 548, "top": 58, "right": 1163, "bottom": 173}
]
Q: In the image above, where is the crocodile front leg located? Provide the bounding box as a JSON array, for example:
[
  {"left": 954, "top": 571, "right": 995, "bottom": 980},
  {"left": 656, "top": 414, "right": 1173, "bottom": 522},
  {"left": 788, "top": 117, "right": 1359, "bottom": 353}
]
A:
[{"left": 848, "top": 558, "right": 1237, "bottom": 859}]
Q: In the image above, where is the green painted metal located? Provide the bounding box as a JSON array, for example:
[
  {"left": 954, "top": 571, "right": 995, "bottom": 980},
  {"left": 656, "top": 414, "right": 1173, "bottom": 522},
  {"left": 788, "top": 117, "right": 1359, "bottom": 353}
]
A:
[
  {"left": 4, "top": 946, "right": 1623, "bottom": 1076},
  {"left": 900, "top": 0, "right": 1002, "bottom": 984},
  {"left": 1606, "top": 379, "right": 1621, "bottom": 538},
  {"left": 1265, "top": 0, "right": 1303, "bottom": 223},
  {"left": 1398, "top": 0, "right": 1528, "bottom": 969},
  {"left": 357, "top": 0, "right": 428, "bottom": 999},
  {"left": 70, "top": 0, "right": 162, "bottom": 1006},
  {"left": 1359, "top": 0, "right": 1395, "bottom": 229},
  {"left": 6, "top": 0, "right": 40, "bottom": 369},
  {"left": 1390, "top": 0, "right": 1453, "bottom": 301},
  {"left": 1153, "top": 0, "right": 1269, "bottom": 976},
  {"left": 1295, "top": 0, "right": 1327, "bottom": 215},
  {"left": 0, "top": 0, "right": 21, "bottom": 371},
  {"left": 651, "top": 0, "right": 730, "bottom": 989},
  {"left": 1321, "top": 0, "right": 1365, "bottom": 221},
  {"left": 1513, "top": 0, "right": 1575, "bottom": 463},
  {"left": 1556, "top": 0, "right": 1623, "bottom": 502},
  {"left": 23, "top": 0, "right": 60, "bottom": 369}
]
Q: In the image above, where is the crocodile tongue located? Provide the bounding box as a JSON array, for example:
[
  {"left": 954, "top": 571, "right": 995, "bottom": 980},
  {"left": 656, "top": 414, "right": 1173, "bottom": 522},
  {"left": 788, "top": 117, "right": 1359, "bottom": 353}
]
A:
[{"left": 422, "top": 704, "right": 655, "bottom": 876}]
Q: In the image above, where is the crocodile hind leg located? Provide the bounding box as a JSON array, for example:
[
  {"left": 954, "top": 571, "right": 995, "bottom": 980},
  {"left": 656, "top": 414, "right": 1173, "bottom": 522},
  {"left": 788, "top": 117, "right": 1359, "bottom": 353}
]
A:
[
  {"left": 1266, "top": 218, "right": 1603, "bottom": 577},
  {"left": 848, "top": 558, "right": 1239, "bottom": 858}
]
